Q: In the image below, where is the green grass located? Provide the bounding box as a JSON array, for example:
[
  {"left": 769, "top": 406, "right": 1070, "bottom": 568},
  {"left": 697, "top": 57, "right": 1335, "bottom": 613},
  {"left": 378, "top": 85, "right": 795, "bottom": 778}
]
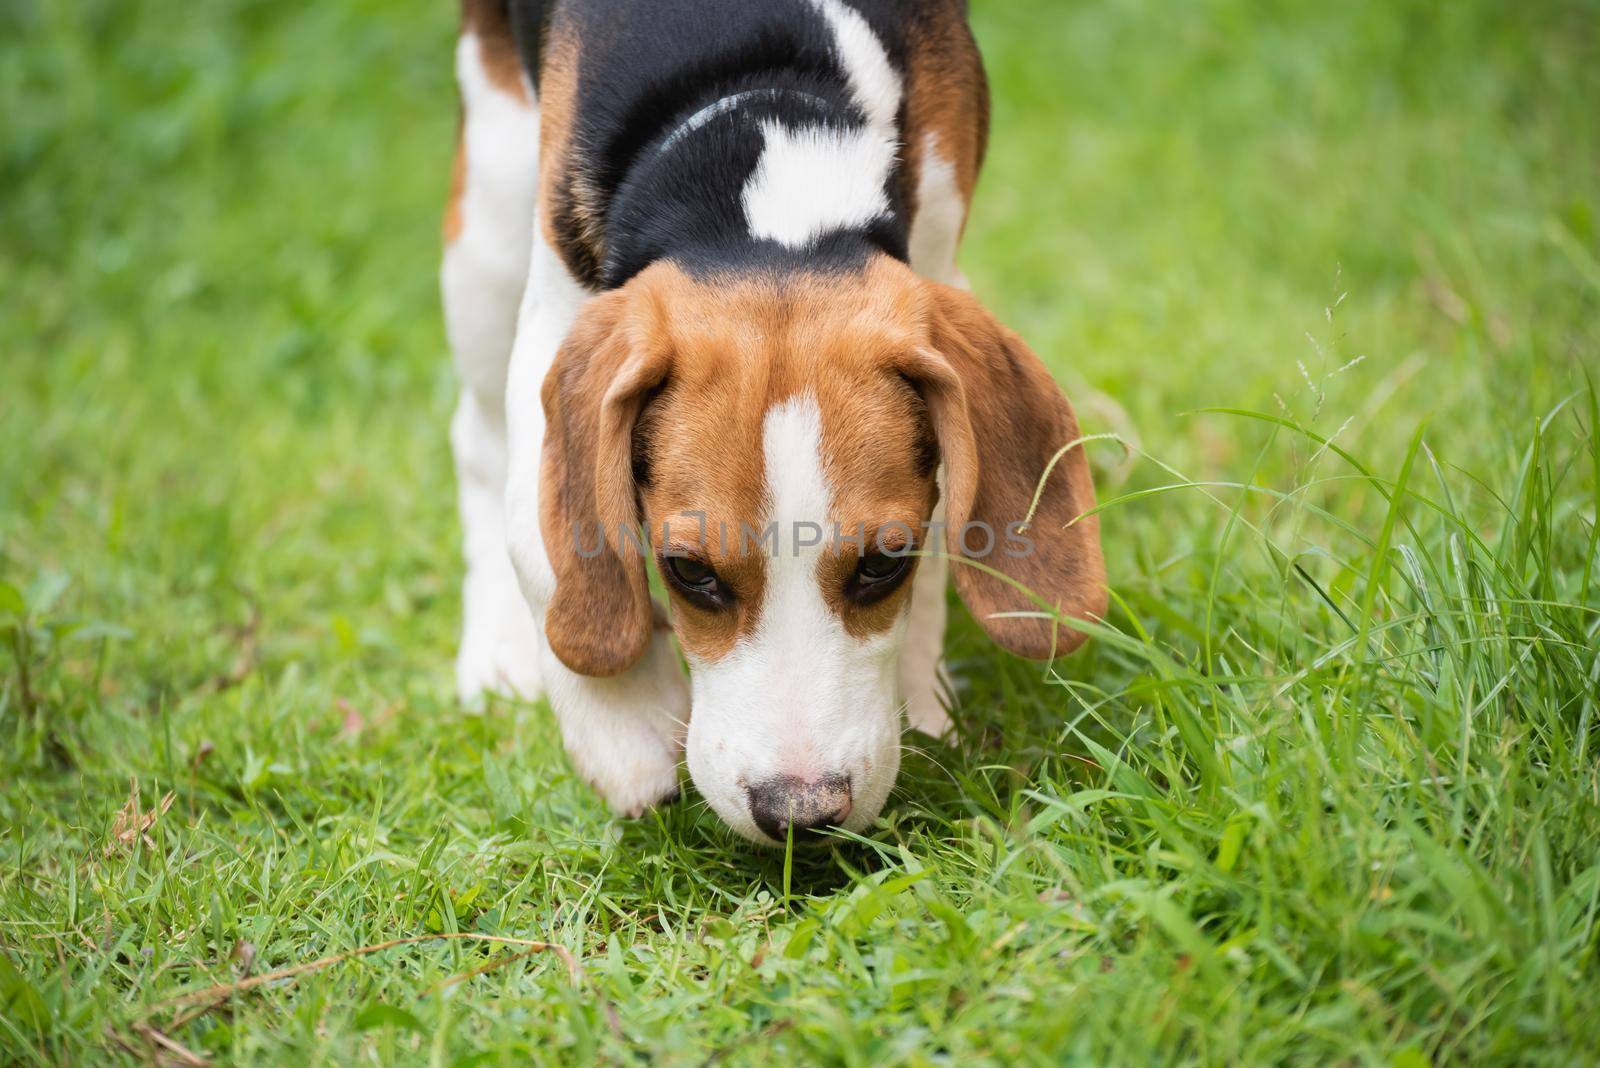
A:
[{"left": 3, "top": 0, "right": 1599, "bottom": 1062}]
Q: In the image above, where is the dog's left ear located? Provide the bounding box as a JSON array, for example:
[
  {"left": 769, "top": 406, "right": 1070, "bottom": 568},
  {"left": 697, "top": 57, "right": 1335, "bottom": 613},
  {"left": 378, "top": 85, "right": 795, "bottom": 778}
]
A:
[
  {"left": 901, "top": 285, "right": 1107, "bottom": 658},
  {"left": 538, "top": 284, "right": 671, "bottom": 678}
]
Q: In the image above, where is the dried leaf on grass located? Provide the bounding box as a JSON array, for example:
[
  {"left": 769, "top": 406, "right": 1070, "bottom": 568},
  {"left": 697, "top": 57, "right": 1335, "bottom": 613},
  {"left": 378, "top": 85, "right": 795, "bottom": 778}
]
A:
[{"left": 105, "top": 779, "right": 175, "bottom": 855}]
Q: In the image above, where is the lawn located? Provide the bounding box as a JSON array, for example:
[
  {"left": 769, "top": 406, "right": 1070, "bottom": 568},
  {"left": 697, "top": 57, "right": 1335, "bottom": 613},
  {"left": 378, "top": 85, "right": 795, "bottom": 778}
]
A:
[{"left": 3, "top": 0, "right": 1599, "bottom": 1063}]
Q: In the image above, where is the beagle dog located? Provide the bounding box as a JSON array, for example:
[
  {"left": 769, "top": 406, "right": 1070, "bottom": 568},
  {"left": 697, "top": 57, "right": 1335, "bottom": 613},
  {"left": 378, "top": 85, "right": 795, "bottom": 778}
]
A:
[{"left": 442, "top": 0, "right": 1105, "bottom": 844}]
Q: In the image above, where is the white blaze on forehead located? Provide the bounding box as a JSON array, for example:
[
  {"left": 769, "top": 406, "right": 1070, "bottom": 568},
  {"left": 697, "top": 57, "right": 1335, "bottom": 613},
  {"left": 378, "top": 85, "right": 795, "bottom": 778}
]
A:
[
  {"left": 762, "top": 393, "right": 834, "bottom": 566},
  {"left": 681, "top": 392, "right": 906, "bottom": 842},
  {"left": 685, "top": 394, "right": 844, "bottom": 804},
  {"left": 752, "top": 396, "right": 839, "bottom": 706},
  {"left": 741, "top": 0, "right": 904, "bottom": 250},
  {"left": 740, "top": 392, "right": 893, "bottom": 734}
]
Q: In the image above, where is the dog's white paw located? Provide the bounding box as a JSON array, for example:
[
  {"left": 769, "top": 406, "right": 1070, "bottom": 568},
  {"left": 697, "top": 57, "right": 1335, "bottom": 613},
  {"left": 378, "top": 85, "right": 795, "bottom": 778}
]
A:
[
  {"left": 547, "top": 629, "right": 690, "bottom": 818},
  {"left": 582, "top": 730, "right": 684, "bottom": 818}
]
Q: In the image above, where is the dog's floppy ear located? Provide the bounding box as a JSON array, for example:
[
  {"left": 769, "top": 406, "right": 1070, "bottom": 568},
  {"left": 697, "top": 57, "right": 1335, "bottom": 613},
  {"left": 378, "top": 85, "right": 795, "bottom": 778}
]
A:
[
  {"left": 903, "top": 285, "right": 1106, "bottom": 658},
  {"left": 539, "top": 287, "right": 670, "bottom": 677}
]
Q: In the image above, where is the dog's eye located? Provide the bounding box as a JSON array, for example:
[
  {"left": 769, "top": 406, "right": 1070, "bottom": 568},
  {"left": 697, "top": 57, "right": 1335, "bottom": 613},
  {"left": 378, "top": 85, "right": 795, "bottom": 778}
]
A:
[
  {"left": 846, "top": 551, "right": 912, "bottom": 605},
  {"left": 663, "top": 555, "right": 731, "bottom": 608},
  {"left": 858, "top": 552, "right": 908, "bottom": 584}
]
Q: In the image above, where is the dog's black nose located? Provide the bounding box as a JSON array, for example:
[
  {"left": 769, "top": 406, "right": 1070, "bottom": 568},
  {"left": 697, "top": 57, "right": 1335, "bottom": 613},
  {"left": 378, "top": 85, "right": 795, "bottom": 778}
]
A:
[{"left": 746, "top": 774, "right": 852, "bottom": 842}]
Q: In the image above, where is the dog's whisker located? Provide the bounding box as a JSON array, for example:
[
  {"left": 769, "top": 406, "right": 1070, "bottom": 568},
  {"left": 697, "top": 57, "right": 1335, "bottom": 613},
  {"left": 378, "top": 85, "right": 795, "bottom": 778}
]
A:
[{"left": 896, "top": 742, "right": 961, "bottom": 787}]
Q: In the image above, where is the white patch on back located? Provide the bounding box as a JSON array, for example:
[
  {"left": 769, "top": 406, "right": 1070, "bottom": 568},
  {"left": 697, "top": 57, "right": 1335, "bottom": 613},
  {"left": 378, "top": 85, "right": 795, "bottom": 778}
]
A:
[
  {"left": 740, "top": 0, "right": 904, "bottom": 250},
  {"left": 743, "top": 123, "right": 898, "bottom": 249}
]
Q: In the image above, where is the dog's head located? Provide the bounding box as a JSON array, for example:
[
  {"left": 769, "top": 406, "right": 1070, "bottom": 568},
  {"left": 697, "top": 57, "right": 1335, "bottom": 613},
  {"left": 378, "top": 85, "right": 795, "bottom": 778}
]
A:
[{"left": 538, "top": 254, "right": 1103, "bottom": 843}]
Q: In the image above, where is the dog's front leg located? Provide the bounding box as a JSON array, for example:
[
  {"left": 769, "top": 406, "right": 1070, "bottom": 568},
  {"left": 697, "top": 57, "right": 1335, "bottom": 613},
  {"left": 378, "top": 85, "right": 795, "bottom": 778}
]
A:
[
  {"left": 900, "top": 494, "right": 953, "bottom": 738},
  {"left": 537, "top": 622, "right": 689, "bottom": 816},
  {"left": 503, "top": 242, "right": 689, "bottom": 816}
]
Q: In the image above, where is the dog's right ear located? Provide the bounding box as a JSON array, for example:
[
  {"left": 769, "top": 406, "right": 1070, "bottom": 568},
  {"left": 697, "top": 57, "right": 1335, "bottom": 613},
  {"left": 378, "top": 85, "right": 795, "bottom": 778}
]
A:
[
  {"left": 539, "top": 285, "right": 670, "bottom": 678},
  {"left": 899, "top": 283, "right": 1106, "bottom": 659}
]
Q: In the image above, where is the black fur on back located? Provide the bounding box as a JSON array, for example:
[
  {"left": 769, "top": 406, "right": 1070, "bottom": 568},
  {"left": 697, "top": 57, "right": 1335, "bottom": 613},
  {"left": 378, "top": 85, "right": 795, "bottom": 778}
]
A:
[{"left": 511, "top": 0, "right": 949, "bottom": 290}]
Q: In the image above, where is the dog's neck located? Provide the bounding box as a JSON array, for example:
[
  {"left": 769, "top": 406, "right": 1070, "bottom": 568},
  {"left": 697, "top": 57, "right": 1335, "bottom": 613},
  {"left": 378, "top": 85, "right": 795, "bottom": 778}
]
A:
[{"left": 595, "top": 75, "right": 911, "bottom": 288}]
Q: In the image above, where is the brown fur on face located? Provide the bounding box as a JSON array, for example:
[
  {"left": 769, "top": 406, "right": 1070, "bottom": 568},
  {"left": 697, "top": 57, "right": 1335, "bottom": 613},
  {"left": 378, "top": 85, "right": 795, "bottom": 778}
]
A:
[
  {"left": 539, "top": 255, "right": 1104, "bottom": 678},
  {"left": 628, "top": 263, "right": 940, "bottom": 663}
]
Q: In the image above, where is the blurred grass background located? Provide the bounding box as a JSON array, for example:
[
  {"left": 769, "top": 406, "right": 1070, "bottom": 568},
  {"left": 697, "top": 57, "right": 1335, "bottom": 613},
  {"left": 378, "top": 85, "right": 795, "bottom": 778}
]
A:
[{"left": 3, "top": 0, "right": 1599, "bottom": 1063}]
